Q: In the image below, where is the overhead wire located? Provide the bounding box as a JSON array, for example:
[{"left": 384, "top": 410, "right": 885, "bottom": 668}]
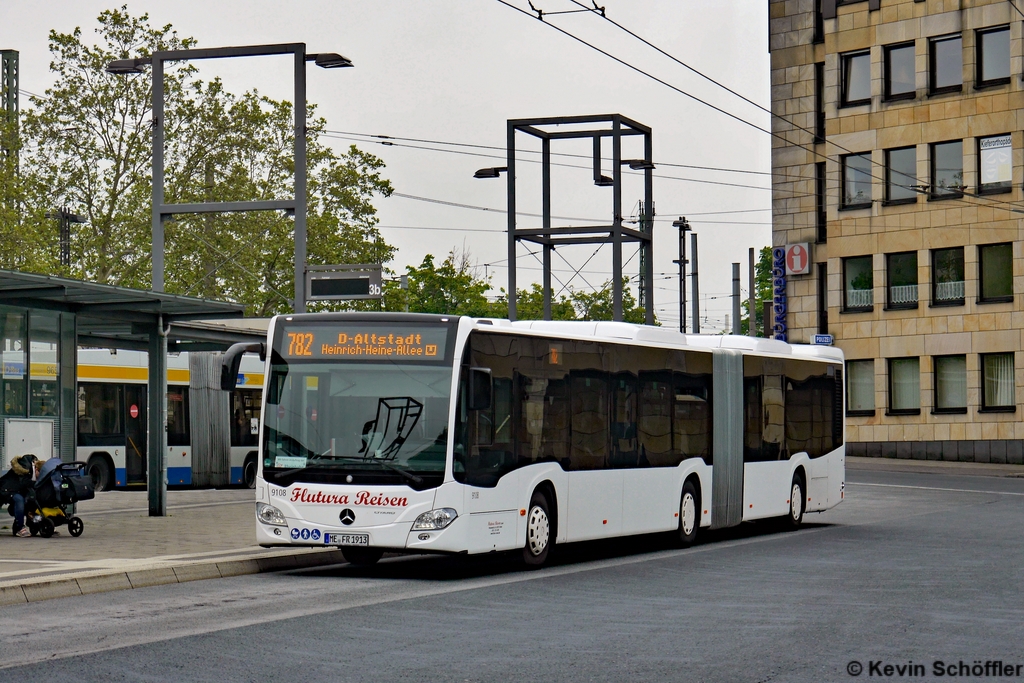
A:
[{"left": 501, "top": 0, "right": 1024, "bottom": 217}]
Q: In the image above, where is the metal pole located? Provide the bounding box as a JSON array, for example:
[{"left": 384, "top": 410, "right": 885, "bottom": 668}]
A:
[
  {"left": 611, "top": 117, "right": 623, "bottom": 321},
  {"left": 690, "top": 232, "right": 700, "bottom": 333},
  {"left": 151, "top": 57, "right": 165, "bottom": 292},
  {"left": 147, "top": 316, "right": 168, "bottom": 516},
  {"left": 732, "top": 263, "right": 741, "bottom": 335},
  {"left": 293, "top": 47, "right": 308, "bottom": 313},
  {"left": 672, "top": 217, "right": 689, "bottom": 333},
  {"left": 643, "top": 131, "right": 654, "bottom": 325},
  {"left": 749, "top": 247, "right": 757, "bottom": 337},
  {"left": 542, "top": 138, "right": 552, "bottom": 320},
  {"left": 507, "top": 122, "right": 517, "bottom": 321}
]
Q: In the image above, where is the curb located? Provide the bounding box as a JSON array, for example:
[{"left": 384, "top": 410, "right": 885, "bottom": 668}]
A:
[{"left": 0, "top": 548, "right": 347, "bottom": 607}]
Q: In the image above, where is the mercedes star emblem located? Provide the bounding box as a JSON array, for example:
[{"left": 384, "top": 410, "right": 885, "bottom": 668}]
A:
[{"left": 340, "top": 508, "right": 356, "bottom": 525}]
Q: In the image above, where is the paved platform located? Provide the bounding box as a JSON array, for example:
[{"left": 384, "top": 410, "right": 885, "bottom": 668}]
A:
[
  {"left": 2, "top": 456, "right": 1022, "bottom": 605},
  {"left": 0, "top": 488, "right": 345, "bottom": 605}
]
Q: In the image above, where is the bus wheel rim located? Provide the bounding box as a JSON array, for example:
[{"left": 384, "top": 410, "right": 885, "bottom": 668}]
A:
[
  {"left": 791, "top": 483, "right": 802, "bottom": 520},
  {"left": 527, "top": 506, "right": 549, "bottom": 555},
  {"left": 681, "top": 492, "right": 696, "bottom": 535}
]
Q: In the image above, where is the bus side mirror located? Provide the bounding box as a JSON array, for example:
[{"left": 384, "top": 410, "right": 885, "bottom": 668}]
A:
[
  {"left": 468, "top": 367, "right": 492, "bottom": 411},
  {"left": 220, "top": 342, "right": 266, "bottom": 391}
]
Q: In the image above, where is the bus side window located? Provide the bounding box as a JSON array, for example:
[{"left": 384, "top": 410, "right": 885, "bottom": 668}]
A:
[
  {"left": 611, "top": 372, "right": 638, "bottom": 468},
  {"left": 493, "top": 378, "right": 512, "bottom": 445},
  {"left": 570, "top": 372, "right": 609, "bottom": 471},
  {"left": 638, "top": 372, "right": 673, "bottom": 467},
  {"left": 762, "top": 375, "right": 785, "bottom": 460}
]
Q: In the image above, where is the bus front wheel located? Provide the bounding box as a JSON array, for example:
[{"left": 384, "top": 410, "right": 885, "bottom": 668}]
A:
[
  {"left": 677, "top": 480, "right": 700, "bottom": 546},
  {"left": 522, "top": 490, "right": 552, "bottom": 567}
]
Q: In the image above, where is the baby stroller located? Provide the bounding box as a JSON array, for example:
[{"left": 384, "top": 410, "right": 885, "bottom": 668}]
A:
[{"left": 26, "top": 459, "right": 94, "bottom": 538}]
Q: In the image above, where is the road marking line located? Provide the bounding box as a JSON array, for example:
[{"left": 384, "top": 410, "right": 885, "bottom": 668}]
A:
[{"left": 849, "top": 482, "right": 1024, "bottom": 497}]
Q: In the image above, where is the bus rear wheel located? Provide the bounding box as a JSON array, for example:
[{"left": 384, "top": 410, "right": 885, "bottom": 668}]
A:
[
  {"left": 786, "top": 474, "right": 805, "bottom": 529},
  {"left": 242, "top": 456, "right": 258, "bottom": 489},
  {"left": 342, "top": 548, "right": 383, "bottom": 566},
  {"left": 522, "top": 490, "right": 552, "bottom": 567},
  {"left": 86, "top": 456, "right": 112, "bottom": 492},
  {"left": 677, "top": 480, "right": 700, "bottom": 546}
]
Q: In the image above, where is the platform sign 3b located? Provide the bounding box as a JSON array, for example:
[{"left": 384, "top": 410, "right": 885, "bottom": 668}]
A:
[{"left": 785, "top": 243, "right": 811, "bottom": 276}]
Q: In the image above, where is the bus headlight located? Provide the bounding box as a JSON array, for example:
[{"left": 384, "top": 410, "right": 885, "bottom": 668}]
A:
[
  {"left": 412, "top": 508, "right": 458, "bottom": 530},
  {"left": 256, "top": 502, "right": 287, "bottom": 526}
]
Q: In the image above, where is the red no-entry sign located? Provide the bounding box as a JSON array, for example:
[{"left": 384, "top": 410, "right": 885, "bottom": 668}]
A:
[{"left": 129, "top": 404, "right": 139, "bottom": 419}]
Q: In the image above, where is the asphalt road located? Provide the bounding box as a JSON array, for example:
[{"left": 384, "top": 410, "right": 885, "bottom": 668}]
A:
[{"left": 2, "top": 468, "right": 1023, "bottom": 682}]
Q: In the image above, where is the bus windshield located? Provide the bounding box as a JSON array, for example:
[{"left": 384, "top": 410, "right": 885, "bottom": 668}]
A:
[{"left": 263, "top": 360, "right": 453, "bottom": 486}]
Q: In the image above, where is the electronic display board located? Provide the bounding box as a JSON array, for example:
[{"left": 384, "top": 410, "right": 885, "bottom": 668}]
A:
[{"left": 277, "top": 324, "right": 449, "bottom": 361}]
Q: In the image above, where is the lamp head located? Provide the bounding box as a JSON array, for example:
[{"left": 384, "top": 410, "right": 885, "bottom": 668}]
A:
[
  {"left": 623, "top": 159, "right": 655, "bottom": 171},
  {"left": 474, "top": 167, "right": 507, "bottom": 179},
  {"left": 594, "top": 175, "right": 614, "bottom": 187},
  {"left": 310, "top": 53, "right": 353, "bottom": 69},
  {"left": 105, "top": 58, "right": 150, "bottom": 75}
]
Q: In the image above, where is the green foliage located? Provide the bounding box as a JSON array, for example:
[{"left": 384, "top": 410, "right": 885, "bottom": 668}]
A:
[
  {"left": 384, "top": 250, "right": 497, "bottom": 317},
  {"left": 741, "top": 246, "right": 773, "bottom": 335},
  {"left": 5, "top": 7, "right": 393, "bottom": 315}
]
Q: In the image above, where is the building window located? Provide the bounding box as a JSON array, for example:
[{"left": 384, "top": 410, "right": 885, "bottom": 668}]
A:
[
  {"left": 933, "top": 355, "right": 967, "bottom": 413},
  {"left": 815, "top": 161, "right": 827, "bottom": 241},
  {"left": 979, "top": 242, "right": 1013, "bottom": 302},
  {"left": 981, "top": 353, "right": 1015, "bottom": 411},
  {"left": 842, "top": 153, "right": 873, "bottom": 208},
  {"left": 978, "top": 134, "right": 1012, "bottom": 194},
  {"left": 884, "top": 42, "right": 916, "bottom": 100},
  {"left": 814, "top": 62, "right": 825, "bottom": 143},
  {"left": 885, "top": 146, "right": 918, "bottom": 204},
  {"left": 844, "top": 255, "right": 873, "bottom": 310},
  {"left": 817, "top": 262, "right": 828, "bottom": 333},
  {"left": 930, "top": 140, "right": 963, "bottom": 198},
  {"left": 932, "top": 247, "right": 965, "bottom": 305},
  {"left": 929, "top": 34, "right": 962, "bottom": 94},
  {"left": 841, "top": 50, "right": 871, "bottom": 106},
  {"left": 888, "top": 357, "right": 921, "bottom": 414},
  {"left": 887, "top": 251, "right": 918, "bottom": 308},
  {"left": 847, "top": 359, "right": 875, "bottom": 415},
  {"left": 976, "top": 26, "right": 1010, "bottom": 87}
]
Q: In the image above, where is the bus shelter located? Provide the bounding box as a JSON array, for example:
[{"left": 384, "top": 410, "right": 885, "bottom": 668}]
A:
[{"left": 0, "top": 269, "right": 259, "bottom": 515}]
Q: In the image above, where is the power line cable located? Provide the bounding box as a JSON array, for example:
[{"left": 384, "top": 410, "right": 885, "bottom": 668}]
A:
[{"left": 502, "top": 0, "right": 1024, "bottom": 217}]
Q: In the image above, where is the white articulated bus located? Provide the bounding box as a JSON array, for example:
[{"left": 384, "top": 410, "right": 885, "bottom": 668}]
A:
[
  {"left": 228, "top": 313, "right": 845, "bottom": 567},
  {"left": 76, "top": 349, "right": 264, "bottom": 490}
]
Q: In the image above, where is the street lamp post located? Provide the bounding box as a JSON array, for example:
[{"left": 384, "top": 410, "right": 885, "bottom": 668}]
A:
[
  {"left": 106, "top": 44, "right": 351, "bottom": 309},
  {"left": 106, "top": 44, "right": 350, "bottom": 517}
]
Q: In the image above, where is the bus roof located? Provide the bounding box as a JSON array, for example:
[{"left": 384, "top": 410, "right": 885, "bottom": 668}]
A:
[{"left": 470, "top": 318, "right": 844, "bottom": 363}]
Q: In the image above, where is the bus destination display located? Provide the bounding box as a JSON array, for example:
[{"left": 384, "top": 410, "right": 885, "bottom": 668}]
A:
[{"left": 281, "top": 325, "right": 448, "bottom": 360}]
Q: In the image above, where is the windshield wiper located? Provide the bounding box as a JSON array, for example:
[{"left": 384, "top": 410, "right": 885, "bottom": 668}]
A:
[{"left": 315, "top": 455, "right": 425, "bottom": 486}]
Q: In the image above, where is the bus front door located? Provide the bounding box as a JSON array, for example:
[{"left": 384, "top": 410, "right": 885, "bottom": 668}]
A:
[{"left": 125, "top": 386, "right": 147, "bottom": 483}]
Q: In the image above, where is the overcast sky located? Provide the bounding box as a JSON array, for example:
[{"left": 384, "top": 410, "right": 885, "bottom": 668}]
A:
[{"left": 2, "top": 1, "right": 771, "bottom": 330}]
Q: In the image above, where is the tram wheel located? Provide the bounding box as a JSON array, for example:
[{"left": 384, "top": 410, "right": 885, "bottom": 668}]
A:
[{"left": 522, "top": 490, "right": 552, "bottom": 567}]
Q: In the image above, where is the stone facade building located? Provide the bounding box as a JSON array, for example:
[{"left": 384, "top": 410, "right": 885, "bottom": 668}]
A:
[{"left": 769, "top": 0, "right": 1024, "bottom": 463}]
